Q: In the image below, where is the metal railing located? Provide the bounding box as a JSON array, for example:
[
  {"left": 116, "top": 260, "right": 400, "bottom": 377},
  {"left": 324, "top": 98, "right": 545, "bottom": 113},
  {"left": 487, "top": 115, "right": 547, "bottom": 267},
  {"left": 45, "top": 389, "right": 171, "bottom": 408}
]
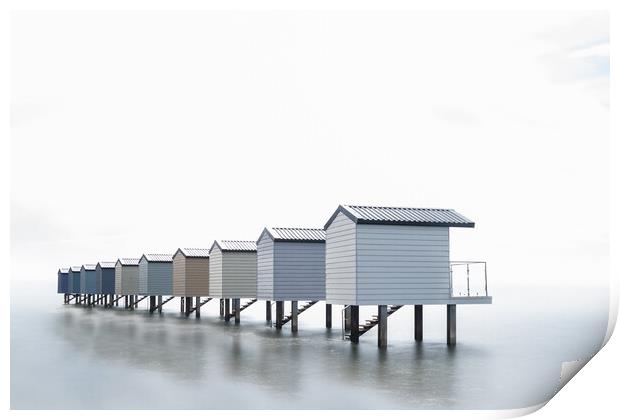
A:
[{"left": 449, "top": 261, "right": 488, "bottom": 297}]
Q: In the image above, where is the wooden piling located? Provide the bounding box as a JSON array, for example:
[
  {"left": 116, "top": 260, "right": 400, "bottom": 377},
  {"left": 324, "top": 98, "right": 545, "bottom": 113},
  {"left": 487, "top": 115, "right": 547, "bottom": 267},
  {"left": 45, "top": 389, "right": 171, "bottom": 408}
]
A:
[
  {"left": 266, "top": 300, "right": 272, "bottom": 322},
  {"left": 157, "top": 295, "right": 163, "bottom": 314},
  {"left": 326, "top": 304, "right": 332, "bottom": 328},
  {"left": 350, "top": 306, "right": 359, "bottom": 344},
  {"left": 219, "top": 299, "right": 224, "bottom": 318},
  {"left": 447, "top": 304, "right": 456, "bottom": 346},
  {"left": 224, "top": 299, "right": 231, "bottom": 322},
  {"left": 149, "top": 296, "right": 156, "bottom": 313},
  {"left": 234, "top": 298, "right": 240, "bottom": 324},
  {"left": 185, "top": 296, "right": 192, "bottom": 317},
  {"left": 415, "top": 305, "right": 423, "bottom": 342},
  {"left": 180, "top": 296, "right": 184, "bottom": 313},
  {"left": 129, "top": 295, "right": 134, "bottom": 310},
  {"left": 195, "top": 297, "right": 201, "bottom": 318},
  {"left": 377, "top": 305, "right": 387, "bottom": 348},
  {"left": 291, "top": 301, "right": 298, "bottom": 332},
  {"left": 124, "top": 296, "right": 129, "bottom": 308},
  {"left": 275, "top": 301, "right": 283, "bottom": 329},
  {"left": 344, "top": 306, "right": 352, "bottom": 331}
]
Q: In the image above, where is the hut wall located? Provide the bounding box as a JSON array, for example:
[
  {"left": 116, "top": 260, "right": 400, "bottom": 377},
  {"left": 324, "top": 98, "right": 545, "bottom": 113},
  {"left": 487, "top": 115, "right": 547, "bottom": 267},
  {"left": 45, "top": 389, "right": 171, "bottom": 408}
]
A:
[
  {"left": 57, "top": 272, "right": 69, "bottom": 293},
  {"left": 208, "top": 246, "right": 223, "bottom": 297},
  {"left": 355, "top": 224, "right": 450, "bottom": 305},
  {"left": 121, "top": 265, "right": 139, "bottom": 295},
  {"left": 70, "top": 272, "right": 81, "bottom": 293},
  {"left": 273, "top": 241, "right": 325, "bottom": 301},
  {"left": 114, "top": 263, "right": 123, "bottom": 294},
  {"left": 146, "top": 262, "right": 172, "bottom": 295},
  {"left": 172, "top": 253, "right": 186, "bottom": 296},
  {"left": 325, "top": 211, "right": 357, "bottom": 304},
  {"left": 222, "top": 252, "right": 257, "bottom": 298},
  {"left": 256, "top": 233, "right": 274, "bottom": 300},
  {"left": 101, "top": 268, "right": 115, "bottom": 294},
  {"left": 138, "top": 260, "right": 149, "bottom": 295},
  {"left": 185, "top": 257, "right": 209, "bottom": 296}
]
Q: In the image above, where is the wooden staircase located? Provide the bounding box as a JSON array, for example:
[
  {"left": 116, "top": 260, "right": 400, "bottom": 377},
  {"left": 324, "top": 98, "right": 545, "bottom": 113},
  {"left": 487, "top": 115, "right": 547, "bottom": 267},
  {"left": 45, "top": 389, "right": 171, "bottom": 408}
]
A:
[
  {"left": 231, "top": 299, "right": 257, "bottom": 315},
  {"left": 132, "top": 295, "right": 148, "bottom": 307},
  {"left": 188, "top": 297, "right": 213, "bottom": 314},
  {"left": 151, "top": 296, "right": 175, "bottom": 312},
  {"left": 345, "top": 305, "right": 403, "bottom": 340},
  {"left": 281, "top": 301, "right": 319, "bottom": 325}
]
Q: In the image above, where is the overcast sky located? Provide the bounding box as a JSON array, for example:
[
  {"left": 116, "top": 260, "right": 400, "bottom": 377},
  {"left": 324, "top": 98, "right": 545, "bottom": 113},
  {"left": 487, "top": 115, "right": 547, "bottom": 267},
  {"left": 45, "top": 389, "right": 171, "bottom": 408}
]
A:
[{"left": 11, "top": 11, "right": 608, "bottom": 299}]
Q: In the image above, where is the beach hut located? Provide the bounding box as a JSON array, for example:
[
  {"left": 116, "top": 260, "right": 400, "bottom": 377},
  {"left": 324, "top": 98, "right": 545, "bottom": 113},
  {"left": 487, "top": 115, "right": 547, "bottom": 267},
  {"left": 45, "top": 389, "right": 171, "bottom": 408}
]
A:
[
  {"left": 209, "top": 240, "right": 257, "bottom": 324},
  {"left": 80, "top": 264, "right": 97, "bottom": 305},
  {"left": 57, "top": 268, "right": 69, "bottom": 303},
  {"left": 324, "top": 205, "right": 491, "bottom": 347},
  {"left": 256, "top": 227, "right": 326, "bottom": 331},
  {"left": 68, "top": 266, "right": 82, "bottom": 304},
  {"left": 138, "top": 254, "right": 173, "bottom": 312},
  {"left": 115, "top": 258, "right": 140, "bottom": 309},
  {"left": 172, "top": 248, "right": 210, "bottom": 317},
  {"left": 96, "top": 262, "right": 116, "bottom": 306}
]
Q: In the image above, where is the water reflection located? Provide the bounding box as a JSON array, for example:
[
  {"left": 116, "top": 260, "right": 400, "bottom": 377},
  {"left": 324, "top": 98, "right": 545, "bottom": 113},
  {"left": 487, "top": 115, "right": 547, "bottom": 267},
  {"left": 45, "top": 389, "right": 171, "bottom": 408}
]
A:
[{"left": 13, "top": 291, "right": 609, "bottom": 409}]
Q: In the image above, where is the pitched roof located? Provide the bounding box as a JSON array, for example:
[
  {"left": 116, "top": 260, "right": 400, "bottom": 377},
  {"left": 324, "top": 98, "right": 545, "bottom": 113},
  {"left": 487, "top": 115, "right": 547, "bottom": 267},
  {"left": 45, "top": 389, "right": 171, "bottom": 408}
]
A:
[
  {"left": 141, "top": 254, "right": 173, "bottom": 262},
  {"left": 69, "top": 266, "right": 82, "bottom": 272},
  {"left": 324, "top": 205, "right": 475, "bottom": 229},
  {"left": 97, "top": 261, "right": 116, "bottom": 269},
  {"left": 211, "top": 240, "right": 257, "bottom": 252},
  {"left": 261, "top": 227, "right": 325, "bottom": 242},
  {"left": 117, "top": 258, "right": 140, "bottom": 266},
  {"left": 58, "top": 268, "right": 69, "bottom": 274},
  {"left": 175, "top": 248, "right": 210, "bottom": 258},
  {"left": 81, "top": 264, "right": 97, "bottom": 271}
]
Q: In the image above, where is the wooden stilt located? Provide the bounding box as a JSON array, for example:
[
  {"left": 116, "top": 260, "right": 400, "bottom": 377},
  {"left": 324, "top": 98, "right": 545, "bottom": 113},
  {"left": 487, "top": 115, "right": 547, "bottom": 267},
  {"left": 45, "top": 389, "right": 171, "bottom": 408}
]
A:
[
  {"left": 185, "top": 296, "right": 192, "bottom": 317},
  {"left": 344, "top": 306, "right": 352, "bottom": 331},
  {"left": 415, "top": 305, "right": 423, "bottom": 342},
  {"left": 220, "top": 299, "right": 224, "bottom": 318},
  {"left": 234, "top": 298, "right": 240, "bottom": 324},
  {"left": 291, "top": 301, "right": 298, "bottom": 332},
  {"left": 157, "top": 295, "right": 163, "bottom": 314},
  {"left": 377, "top": 305, "right": 387, "bottom": 348},
  {"left": 224, "top": 299, "right": 231, "bottom": 322},
  {"left": 326, "top": 304, "right": 332, "bottom": 328},
  {"left": 266, "top": 300, "right": 272, "bottom": 322},
  {"left": 350, "top": 306, "right": 359, "bottom": 344},
  {"left": 195, "top": 297, "right": 201, "bottom": 318},
  {"left": 447, "top": 304, "right": 456, "bottom": 345},
  {"left": 275, "top": 301, "right": 284, "bottom": 329}
]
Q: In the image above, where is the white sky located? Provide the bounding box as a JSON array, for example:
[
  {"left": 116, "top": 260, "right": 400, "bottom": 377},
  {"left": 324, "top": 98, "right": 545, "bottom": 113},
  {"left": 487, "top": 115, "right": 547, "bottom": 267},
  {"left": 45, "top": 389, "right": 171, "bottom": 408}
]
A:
[{"left": 11, "top": 10, "right": 609, "bottom": 295}]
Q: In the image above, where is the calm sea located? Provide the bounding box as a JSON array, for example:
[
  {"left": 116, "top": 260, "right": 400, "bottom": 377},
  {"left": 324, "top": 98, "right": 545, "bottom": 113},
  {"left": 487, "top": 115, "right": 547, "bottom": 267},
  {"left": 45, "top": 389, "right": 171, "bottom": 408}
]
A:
[{"left": 11, "top": 285, "right": 608, "bottom": 409}]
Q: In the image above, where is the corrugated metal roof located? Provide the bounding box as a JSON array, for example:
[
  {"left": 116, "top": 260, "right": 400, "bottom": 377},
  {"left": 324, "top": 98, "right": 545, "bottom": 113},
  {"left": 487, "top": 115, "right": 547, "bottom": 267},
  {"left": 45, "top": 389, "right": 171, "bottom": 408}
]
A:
[
  {"left": 325, "top": 205, "right": 475, "bottom": 229},
  {"left": 70, "top": 266, "right": 82, "bottom": 272},
  {"left": 266, "top": 227, "right": 326, "bottom": 242},
  {"left": 98, "top": 261, "right": 116, "bottom": 269},
  {"left": 58, "top": 268, "right": 69, "bottom": 274},
  {"left": 213, "top": 240, "right": 257, "bottom": 252},
  {"left": 176, "top": 248, "right": 210, "bottom": 258},
  {"left": 142, "top": 254, "right": 173, "bottom": 262},
  {"left": 82, "top": 264, "right": 97, "bottom": 271},
  {"left": 117, "top": 258, "right": 140, "bottom": 266}
]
